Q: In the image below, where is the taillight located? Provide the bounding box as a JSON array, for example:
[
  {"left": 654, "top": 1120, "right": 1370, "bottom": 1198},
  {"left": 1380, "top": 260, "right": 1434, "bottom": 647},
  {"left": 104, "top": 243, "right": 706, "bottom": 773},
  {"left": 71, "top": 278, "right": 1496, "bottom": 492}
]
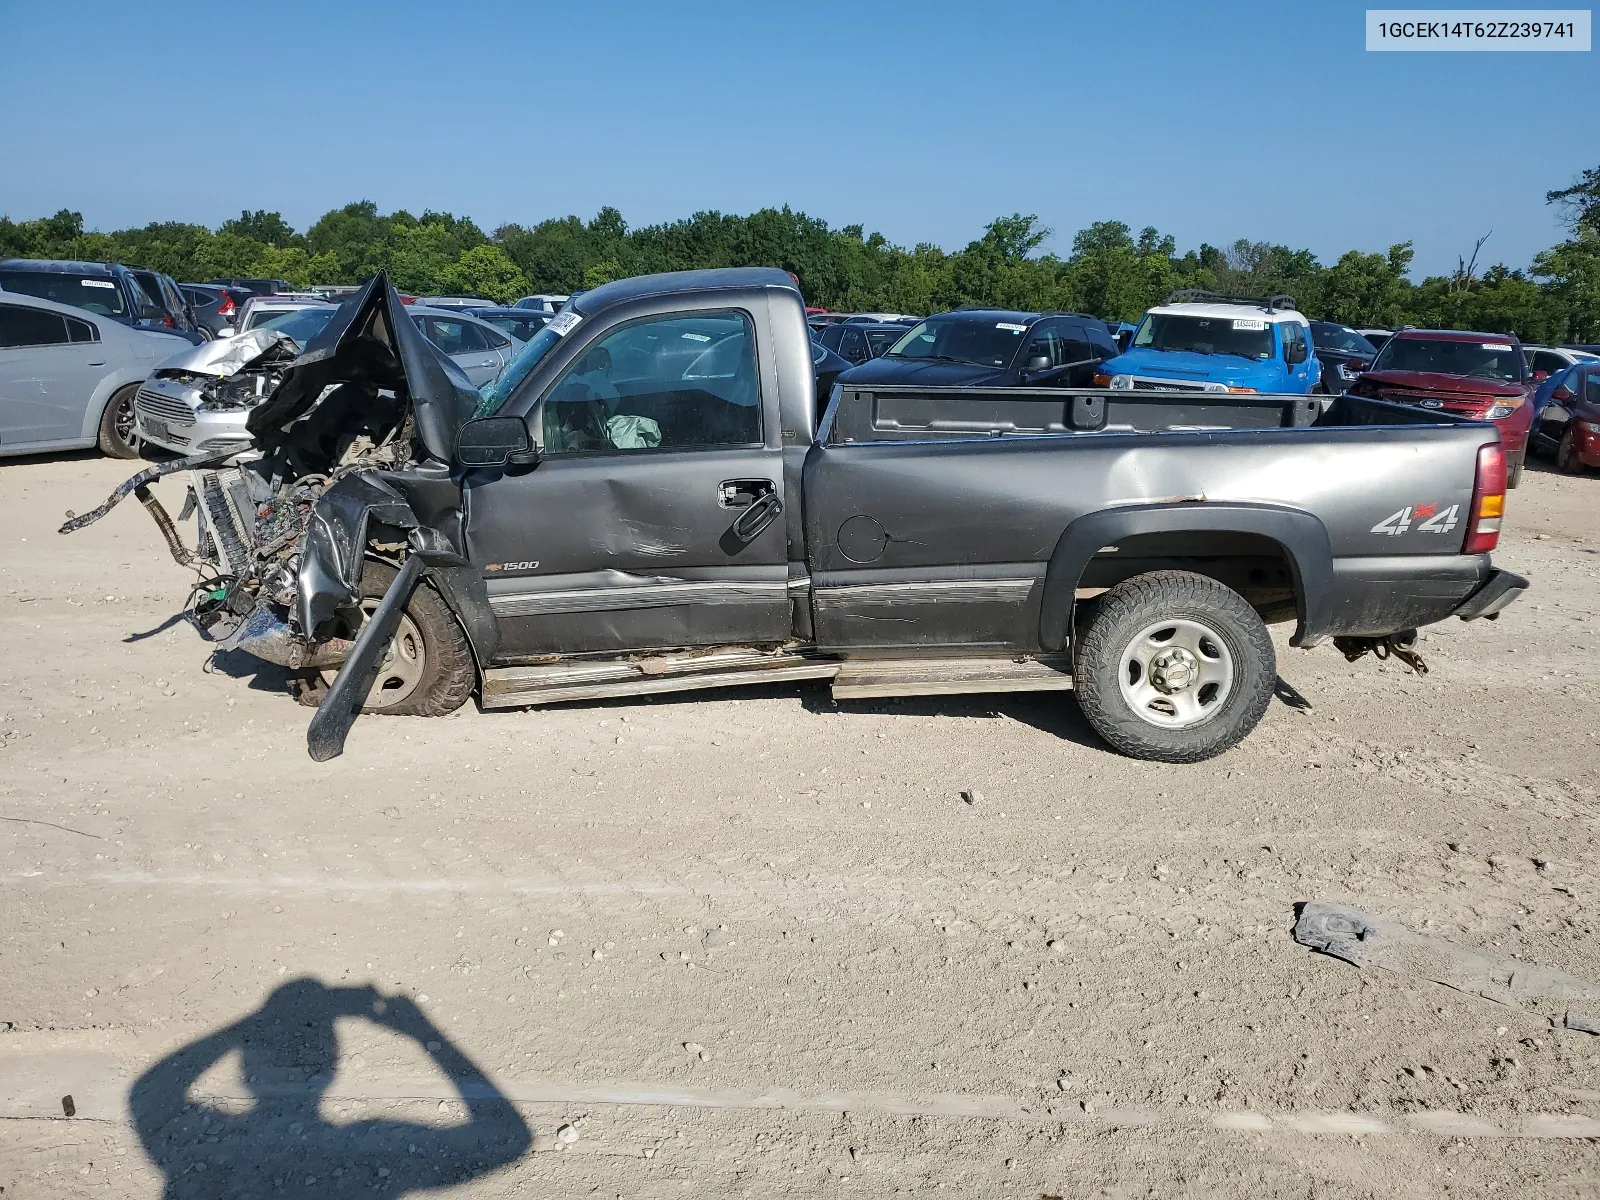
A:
[
  {"left": 217, "top": 295, "right": 235, "bottom": 316},
  {"left": 1464, "top": 441, "right": 1505, "bottom": 554}
]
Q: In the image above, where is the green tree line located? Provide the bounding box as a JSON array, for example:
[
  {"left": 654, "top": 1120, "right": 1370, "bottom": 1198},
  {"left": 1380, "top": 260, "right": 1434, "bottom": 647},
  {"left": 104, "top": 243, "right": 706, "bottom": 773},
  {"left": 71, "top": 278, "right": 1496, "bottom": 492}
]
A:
[{"left": 4, "top": 165, "right": 1598, "bottom": 341}]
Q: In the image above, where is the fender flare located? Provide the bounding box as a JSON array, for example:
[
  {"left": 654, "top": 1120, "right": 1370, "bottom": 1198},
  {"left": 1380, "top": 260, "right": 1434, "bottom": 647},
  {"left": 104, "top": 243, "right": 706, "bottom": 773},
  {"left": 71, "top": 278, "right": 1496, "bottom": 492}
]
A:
[{"left": 1038, "top": 501, "right": 1334, "bottom": 651}]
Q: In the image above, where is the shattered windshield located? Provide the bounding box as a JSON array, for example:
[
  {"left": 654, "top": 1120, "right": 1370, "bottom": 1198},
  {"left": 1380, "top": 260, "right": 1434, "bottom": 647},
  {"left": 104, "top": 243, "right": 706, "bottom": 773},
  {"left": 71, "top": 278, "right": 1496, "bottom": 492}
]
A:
[{"left": 474, "top": 322, "right": 566, "bottom": 416}]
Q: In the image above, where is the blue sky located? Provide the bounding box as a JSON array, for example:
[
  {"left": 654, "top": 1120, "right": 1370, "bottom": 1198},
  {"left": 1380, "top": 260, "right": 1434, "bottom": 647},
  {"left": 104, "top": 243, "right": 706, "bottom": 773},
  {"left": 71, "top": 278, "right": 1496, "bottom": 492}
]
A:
[{"left": 0, "top": 0, "right": 1594, "bottom": 277}]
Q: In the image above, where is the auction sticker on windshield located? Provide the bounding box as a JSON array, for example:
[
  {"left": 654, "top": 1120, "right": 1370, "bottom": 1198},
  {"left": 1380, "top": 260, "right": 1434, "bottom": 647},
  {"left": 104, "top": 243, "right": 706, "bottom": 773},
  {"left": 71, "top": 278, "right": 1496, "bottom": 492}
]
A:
[
  {"left": 996, "top": 322, "right": 1027, "bottom": 332},
  {"left": 547, "top": 311, "right": 582, "bottom": 337},
  {"left": 82, "top": 279, "right": 115, "bottom": 288},
  {"left": 1232, "top": 318, "right": 1267, "bottom": 330}
]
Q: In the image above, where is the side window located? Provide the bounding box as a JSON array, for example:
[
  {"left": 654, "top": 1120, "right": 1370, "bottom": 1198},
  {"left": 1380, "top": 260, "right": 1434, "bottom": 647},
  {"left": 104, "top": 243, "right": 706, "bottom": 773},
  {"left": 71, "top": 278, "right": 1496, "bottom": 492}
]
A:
[
  {"left": 0, "top": 304, "right": 70, "bottom": 348},
  {"left": 1533, "top": 350, "right": 1567, "bottom": 378},
  {"left": 1281, "top": 322, "right": 1306, "bottom": 362},
  {"left": 839, "top": 327, "right": 867, "bottom": 362},
  {"left": 1585, "top": 368, "right": 1600, "bottom": 406},
  {"left": 541, "top": 310, "right": 759, "bottom": 455},
  {"left": 1024, "top": 323, "right": 1065, "bottom": 367},
  {"left": 1059, "top": 324, "right": 1098, "bottom": 364},
  {"left": 479, "top": 324, "right": 511, "bottom": 350},
  {"left": 819, "top": 324, "right": 844, "bottom": 351},
  {"left": 66, "top": 316, "right": 98, "bottom": 343}
]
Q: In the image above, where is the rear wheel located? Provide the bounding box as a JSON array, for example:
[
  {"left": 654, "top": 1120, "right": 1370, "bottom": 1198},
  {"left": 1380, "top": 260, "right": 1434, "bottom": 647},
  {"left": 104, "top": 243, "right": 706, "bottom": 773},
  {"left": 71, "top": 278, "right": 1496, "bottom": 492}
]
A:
[
  {"left": 1557, "top": 429, "right": 1585, "bottom": 475},
  {"left": 96, "top": 384, "right": 142, "bottom": 458},
  {"left": 1073, "top": 570, "right": 1276, "bottom": 763},
  {"left": 292, "top": 560, "right": 475, "bottom": 716}
]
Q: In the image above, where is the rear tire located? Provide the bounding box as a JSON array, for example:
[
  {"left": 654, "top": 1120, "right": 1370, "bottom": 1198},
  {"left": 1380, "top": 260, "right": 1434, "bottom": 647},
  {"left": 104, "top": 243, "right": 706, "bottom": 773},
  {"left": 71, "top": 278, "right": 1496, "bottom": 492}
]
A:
[
  {"left": 1557, "top": 429, "right": 1585, "bottom": 475},
  {"left": 292, "top": 560, "right": 475, "bottom": 717},
  {"left": 96, "top": 384, "right": 142, "bottom": 458},
  {"left": 1073, "top": 570, "right": 1276, "bottom": 763},
  {"left": 1506, "top": 450, "right": 1525, "bottom": 489}
]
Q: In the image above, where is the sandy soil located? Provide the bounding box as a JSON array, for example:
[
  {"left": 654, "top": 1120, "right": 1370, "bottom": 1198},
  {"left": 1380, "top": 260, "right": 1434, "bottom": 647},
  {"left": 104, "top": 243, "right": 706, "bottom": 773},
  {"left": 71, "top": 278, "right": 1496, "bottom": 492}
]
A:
[{"left": 2, "top": 452, "right": 1599, "bottom": 1198}]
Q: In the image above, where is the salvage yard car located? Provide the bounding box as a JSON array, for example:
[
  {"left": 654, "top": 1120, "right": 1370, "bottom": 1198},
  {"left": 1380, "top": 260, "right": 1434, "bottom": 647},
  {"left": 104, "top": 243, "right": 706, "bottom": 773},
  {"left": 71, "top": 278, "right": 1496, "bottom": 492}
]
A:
[
  {"left": 842, "top": 309, "right": 1117, "bottom": 390},
  {"left": 1, "top": 290, "right": 181, "bottom": 458},
  {"left": 1345, "top": 328, "right": 1534, "bottom": 487},
  {"left": 1529, "top": 361, "right": 1600, "bottom": 473},
  {"left": 65, "top": 269, "right": 1526, "bottom": 765},
  {"left": 1095, "top": 292, "right": 1321, "bottom": 395}
]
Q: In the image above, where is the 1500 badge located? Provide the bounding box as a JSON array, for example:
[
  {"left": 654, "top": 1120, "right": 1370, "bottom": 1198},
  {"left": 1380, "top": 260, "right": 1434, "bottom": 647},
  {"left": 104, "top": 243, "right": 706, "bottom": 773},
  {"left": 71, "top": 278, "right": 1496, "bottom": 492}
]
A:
[
  {"left": 1371, "top": 503, "right": 1459, "bottom": 536},
  {"left": 484, "top": 561, "right": 540, "bottom": 572}
]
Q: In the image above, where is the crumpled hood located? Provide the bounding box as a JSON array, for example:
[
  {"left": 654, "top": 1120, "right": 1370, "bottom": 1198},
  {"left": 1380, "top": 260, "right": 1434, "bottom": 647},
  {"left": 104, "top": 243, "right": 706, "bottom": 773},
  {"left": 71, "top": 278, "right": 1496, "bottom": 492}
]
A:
[
  {"left": 153, "top": 329, "right": 293, "bottom": 378},
  {"left": 837, "top": 356, "right": 1009, "bottom": 387},
  {"left": 1359, "top": 370, "right": 1527, "bottom": 399},
  {"left": 246, "top": 273, "right": 480, "bottom": 464}
]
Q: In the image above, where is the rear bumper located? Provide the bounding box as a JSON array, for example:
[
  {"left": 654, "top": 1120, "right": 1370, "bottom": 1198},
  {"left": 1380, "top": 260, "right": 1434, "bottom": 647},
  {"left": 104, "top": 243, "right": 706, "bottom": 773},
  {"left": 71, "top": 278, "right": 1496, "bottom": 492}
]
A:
[{"left": 1452, "top": 569, "right": 1529, "bottom": 621}]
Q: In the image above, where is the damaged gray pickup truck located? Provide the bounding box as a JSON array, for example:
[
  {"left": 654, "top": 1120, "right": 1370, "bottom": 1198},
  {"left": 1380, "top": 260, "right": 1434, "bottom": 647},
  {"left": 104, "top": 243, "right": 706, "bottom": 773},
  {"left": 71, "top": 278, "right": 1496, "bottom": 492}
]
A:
[{"left": 64, "top": 268, "right": 1526, "bottom": 763}]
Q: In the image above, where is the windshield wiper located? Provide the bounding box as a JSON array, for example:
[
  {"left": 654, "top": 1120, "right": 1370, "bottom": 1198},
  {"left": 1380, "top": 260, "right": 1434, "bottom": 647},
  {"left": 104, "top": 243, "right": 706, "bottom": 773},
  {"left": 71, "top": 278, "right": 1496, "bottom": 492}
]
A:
[{"left": 895, "top": 353, "right": 982, "bottom": 366}]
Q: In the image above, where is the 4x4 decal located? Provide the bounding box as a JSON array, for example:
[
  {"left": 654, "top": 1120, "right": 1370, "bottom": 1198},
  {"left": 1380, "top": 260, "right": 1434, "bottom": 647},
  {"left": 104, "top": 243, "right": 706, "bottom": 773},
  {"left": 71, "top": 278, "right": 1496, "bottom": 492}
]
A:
[{"left": 1371, "top": 504, "right": 1460, "bottom": 537}]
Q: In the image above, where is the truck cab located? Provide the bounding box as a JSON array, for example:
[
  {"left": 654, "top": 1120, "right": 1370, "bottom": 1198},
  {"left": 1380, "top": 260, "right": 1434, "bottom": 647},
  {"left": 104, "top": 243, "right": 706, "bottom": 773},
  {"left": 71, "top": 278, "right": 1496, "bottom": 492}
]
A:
[{"left": 1095, "top": 291, "right": 1320, "bottom": 396}]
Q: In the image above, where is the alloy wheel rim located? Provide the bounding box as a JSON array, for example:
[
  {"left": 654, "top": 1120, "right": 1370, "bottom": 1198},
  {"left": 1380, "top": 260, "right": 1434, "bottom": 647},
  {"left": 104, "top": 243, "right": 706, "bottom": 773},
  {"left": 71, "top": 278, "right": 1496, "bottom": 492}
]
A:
[
  {"left": 1117, "top": 617, "right": 1235, "bottom": 729},
  {"left": 114, "top": 395, "right": 138, "bottom": 448}
]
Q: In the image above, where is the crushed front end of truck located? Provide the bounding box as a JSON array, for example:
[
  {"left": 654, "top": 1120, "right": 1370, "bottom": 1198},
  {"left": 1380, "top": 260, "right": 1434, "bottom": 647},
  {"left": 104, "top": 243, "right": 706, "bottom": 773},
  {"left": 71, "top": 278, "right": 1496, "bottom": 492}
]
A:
[{"left": 61, "top": 274, "right": 494, "bottom": 758}]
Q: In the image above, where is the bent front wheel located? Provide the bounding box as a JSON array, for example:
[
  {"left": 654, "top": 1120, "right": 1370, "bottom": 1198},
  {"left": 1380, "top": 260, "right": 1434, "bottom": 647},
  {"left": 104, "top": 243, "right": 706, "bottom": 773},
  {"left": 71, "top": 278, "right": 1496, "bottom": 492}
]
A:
[{"left": 1073, "top": 570, "right": 1276, "bottom": 763}]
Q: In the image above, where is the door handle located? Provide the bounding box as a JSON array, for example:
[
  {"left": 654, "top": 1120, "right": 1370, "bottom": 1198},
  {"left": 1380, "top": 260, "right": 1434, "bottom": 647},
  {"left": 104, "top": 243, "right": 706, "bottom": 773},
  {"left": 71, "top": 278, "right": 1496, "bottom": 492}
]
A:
[
  {"left": 477, "top": 359, "right": 497, "bottom": 367},
  {"left": 729, "top": 491, "right": 784, "bottom": 544}
]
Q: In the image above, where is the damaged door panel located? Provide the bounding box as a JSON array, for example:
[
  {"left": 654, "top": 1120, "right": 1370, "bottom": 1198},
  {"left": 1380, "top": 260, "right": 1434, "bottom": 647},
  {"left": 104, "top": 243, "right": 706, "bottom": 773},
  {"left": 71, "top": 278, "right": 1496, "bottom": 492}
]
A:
[{"left": 62, "top": 268, "right": 1526, "bottom": 765}]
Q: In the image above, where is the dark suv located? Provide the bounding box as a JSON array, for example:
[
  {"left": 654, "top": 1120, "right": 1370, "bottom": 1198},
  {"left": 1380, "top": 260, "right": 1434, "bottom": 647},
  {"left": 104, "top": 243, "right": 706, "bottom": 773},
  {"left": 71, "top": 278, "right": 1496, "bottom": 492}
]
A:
[
  {"left": 129, "top": 269, "right": 205, "bottom": 343},
  {"left": 835, "top": 309, "right": 1117, "bottom": 389},
  {"left": 0, "top": 258, "right": 190, "bottom": 340}
]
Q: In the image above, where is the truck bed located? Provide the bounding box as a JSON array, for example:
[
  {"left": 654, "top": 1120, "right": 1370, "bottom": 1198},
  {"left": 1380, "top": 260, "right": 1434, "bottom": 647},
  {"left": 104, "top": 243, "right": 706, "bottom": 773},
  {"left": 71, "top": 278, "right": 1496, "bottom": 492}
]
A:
[{"left": 824, "top": 384, "right": 1470, "bottom": 443}]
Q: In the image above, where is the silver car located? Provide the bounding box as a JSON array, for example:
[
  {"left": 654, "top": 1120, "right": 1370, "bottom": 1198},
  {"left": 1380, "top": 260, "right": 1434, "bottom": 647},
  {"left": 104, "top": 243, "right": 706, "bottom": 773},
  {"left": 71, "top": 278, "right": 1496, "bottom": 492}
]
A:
[
  {"left": 0, "top": 291, "right": 182, "bottom": 458},
  {"left": 406, "top": 305, "right": 523, "bottom": 387},
  {"left": 134, "top": 305, "right": 523, "bottom": 455}
]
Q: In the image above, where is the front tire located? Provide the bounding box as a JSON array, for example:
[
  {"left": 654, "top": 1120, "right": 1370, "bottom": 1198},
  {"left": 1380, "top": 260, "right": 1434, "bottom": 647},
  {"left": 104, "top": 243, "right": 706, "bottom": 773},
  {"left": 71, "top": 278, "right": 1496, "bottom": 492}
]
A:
[
  {"left": 1506, "top": 449, "right": 1525, "bottom": 489},
  {"left": 96, "top": 384, "right": 142, "bottom": 458},
  {"left": 292, "top": 560, "right": 475, "bottom": 716},
  {"left": 1073, "top": 571, "right": 1276, "bottom": 763}
]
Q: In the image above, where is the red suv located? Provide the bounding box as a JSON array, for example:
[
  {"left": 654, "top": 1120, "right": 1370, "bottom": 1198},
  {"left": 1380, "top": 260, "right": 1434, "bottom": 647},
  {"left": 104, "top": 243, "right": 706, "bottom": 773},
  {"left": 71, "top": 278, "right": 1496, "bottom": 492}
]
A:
[{"left": 1347, "top": 329, "right": 1533, "bottom": 487}]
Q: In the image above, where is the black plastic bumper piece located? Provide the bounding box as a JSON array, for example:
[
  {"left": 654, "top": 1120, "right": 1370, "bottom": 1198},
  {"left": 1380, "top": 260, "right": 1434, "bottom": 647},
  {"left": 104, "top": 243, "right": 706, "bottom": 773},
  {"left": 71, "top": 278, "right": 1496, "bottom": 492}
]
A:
[
  {"left": 306, "top": 553, "right": 426, "bottom": 762},
  {"left": 1453, "top": 569, "right": 1529, "bottom": 621}
]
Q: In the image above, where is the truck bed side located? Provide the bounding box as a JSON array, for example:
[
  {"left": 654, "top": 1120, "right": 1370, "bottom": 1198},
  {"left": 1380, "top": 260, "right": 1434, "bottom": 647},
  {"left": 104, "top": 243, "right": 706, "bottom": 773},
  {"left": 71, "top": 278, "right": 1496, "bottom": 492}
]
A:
[{"left": 803, "top": 386, "right": 1497, "bottom": 652}]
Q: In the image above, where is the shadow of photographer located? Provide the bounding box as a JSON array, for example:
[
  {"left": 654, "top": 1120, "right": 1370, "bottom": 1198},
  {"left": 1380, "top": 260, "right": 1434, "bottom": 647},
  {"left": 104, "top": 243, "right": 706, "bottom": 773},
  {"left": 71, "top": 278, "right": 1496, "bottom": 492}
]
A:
[{"left": 130, "top": 977, "right": 531, "bottom": 1198}]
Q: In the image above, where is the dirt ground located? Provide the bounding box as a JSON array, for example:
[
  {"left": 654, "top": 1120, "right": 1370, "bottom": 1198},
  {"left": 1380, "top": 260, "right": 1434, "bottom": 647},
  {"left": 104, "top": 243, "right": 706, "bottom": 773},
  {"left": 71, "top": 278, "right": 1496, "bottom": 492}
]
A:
[{"left": 2, "top": 451, "right": 1599, "bottom": 1199}]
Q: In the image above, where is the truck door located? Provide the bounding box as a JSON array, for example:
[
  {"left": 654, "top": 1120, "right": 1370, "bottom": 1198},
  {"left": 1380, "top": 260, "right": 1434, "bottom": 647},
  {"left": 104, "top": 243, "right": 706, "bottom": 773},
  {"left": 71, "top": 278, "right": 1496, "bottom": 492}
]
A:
[{"left": 465, "top": 306, "right": 792, "bottom": 658}]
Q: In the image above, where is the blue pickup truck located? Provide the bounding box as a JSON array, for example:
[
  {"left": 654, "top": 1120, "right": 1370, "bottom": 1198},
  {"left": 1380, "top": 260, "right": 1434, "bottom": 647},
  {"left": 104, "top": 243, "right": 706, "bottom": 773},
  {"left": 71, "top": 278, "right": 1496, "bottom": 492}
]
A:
[{"left": 1094, "top": 291, "right": 1321, "bottom": 395}]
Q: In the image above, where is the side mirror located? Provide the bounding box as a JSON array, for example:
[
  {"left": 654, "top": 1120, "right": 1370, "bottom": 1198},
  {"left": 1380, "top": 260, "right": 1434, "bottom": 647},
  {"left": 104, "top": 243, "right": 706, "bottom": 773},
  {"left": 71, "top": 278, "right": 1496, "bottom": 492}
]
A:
[
  {"left": 1552, "top": 384, "right": 1575, "bottom": 401},
  {"left": 1532, "top": 369, "right": 1549, "bottom": 382},
  {"left": 1025, "top": 354, "right": 1052, "bottom": 374},
  {"left": 456, "top": 415, "right": 536, "bottom": 466},
  {"left": 1285, "top": 341, "right": 1308, "bottom": 366}
]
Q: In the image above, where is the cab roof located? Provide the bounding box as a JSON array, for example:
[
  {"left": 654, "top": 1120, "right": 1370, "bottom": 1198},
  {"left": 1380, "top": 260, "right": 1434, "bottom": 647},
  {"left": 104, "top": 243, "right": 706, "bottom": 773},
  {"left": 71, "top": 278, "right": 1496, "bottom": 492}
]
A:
[{"left": 574, "top": 267, "right": 798, "bottom": 313}]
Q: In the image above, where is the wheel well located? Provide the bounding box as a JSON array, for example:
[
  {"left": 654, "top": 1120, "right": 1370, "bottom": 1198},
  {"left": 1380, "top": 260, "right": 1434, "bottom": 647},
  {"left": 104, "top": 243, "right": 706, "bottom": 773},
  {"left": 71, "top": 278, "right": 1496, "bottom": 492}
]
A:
[{"left": 1074, "top": 531, "right": 1298, "bottom": 625}]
